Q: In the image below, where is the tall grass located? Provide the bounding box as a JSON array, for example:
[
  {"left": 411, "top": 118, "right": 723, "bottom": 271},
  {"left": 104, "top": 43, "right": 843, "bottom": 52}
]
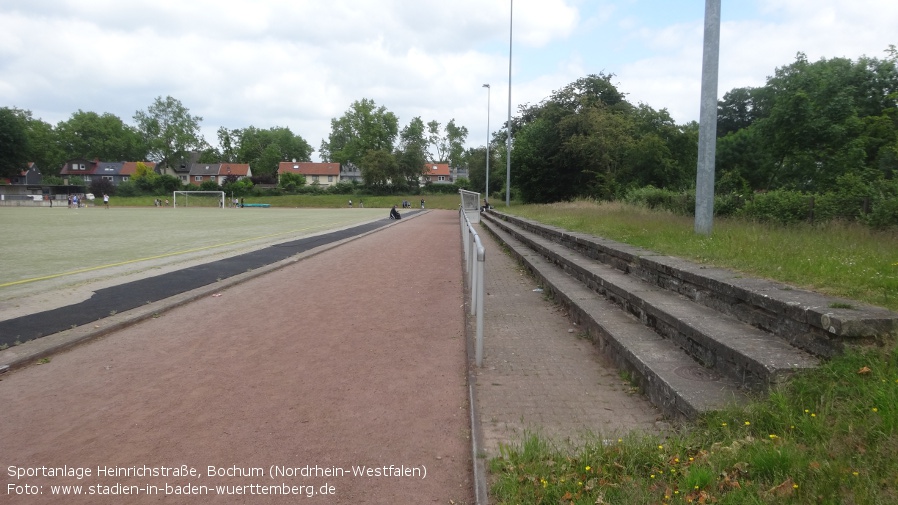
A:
[
  {"left": 505, "top": 200, "right": 898, "bottom": 311},
  {"left": 490, "top": 346, "right": 898, "bottom": 504},
  {"left": 490, "top": 199, "right": 898, "bottom": 504}
]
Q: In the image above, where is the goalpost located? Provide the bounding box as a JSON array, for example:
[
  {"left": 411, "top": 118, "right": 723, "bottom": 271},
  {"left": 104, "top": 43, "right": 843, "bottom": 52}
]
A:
[
  {"left": 172, "top": 191, "right": 226, "bottom": 208},
  {"left": 459, "top": 189, "right": 481, "bottom": 224}
]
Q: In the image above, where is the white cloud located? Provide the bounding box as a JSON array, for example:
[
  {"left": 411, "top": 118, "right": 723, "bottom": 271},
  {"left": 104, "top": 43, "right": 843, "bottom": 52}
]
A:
[{"left": 2, "top": 0, "right": 896, "bottom": 165}]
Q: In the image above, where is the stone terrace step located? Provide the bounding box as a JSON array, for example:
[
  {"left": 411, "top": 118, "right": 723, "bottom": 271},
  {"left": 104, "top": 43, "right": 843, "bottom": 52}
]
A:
[
  {"left": 483, "top": 213, "right": 819, "bottom": 391},
  {"left": 486, "top": 212, "right": 898, "bottom": 358},
  {"left": 485, "top": 221, "right": 746, "bottom": 419}
]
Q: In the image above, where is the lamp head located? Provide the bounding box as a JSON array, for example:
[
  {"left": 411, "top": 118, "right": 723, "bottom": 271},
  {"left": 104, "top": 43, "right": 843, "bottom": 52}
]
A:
[{"left": 482, "top": 84, "right": 490, "bottom": 88}]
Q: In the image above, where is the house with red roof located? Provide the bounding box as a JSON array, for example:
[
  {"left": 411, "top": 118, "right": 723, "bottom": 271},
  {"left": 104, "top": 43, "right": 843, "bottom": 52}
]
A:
[
  {"left": 217, "top": 163, "right": 252, "bottom": 185},
  {"left": 277, "top": 162, "right": 341, "bottom": 187},
  {"left": 422, "top": 163, "right": 451, "bottom": 184}
]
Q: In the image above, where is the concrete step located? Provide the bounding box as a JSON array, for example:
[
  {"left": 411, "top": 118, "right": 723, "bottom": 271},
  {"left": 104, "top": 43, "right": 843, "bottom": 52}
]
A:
[
  {"left": 485, "top": 221, "right": 746, "bottom": 419},
  {"left": 485, "top": 212, "right": 898, "bottom": 357},
  {"left": 483, "top": 214, "right": 819, "bottom": 391}
]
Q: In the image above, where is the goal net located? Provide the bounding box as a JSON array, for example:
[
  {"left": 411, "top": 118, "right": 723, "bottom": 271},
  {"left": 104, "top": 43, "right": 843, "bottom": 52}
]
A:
[
  {"left": 172, "top": 191, "right": 225, "bottom": 208},
  {"left": 459, "top": 189, "right": 481, "bottom": 223}
]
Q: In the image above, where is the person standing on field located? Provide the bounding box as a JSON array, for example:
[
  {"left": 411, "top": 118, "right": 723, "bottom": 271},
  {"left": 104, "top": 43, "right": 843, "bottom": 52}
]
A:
[{"left": 103, "top": 194, "right": 109, "bottom": 209}]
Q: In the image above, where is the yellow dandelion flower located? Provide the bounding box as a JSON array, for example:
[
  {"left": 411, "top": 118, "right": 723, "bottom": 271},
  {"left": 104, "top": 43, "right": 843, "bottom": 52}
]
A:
[
  {"left": 651, "top": 474, "right": 656, "bottom": 479},
  {"left": 674, "top": 458, "right": 680, "bottom": 463},
  {"left": 658, "top": 445, "right": 664, "bottom": 450},
  {"left": 872, "top": 407, "right": 879, "bottom": 412},
  {"left": 769, "top": 434, "right": 778, "bottom": 439},
  {"left": 853, "top": 472, "right": 859, "bottom": 476},
  {"left": 578, "top": 481, "right": 583, "bottom": 486},
  {"left": 793, "top": 484, "right": 799, "bottom": 489},
  {"left": 585, "top": 466, "right": 591, "bottom": 472},
  {"left": 721, "top": 422, "right": 727, "bottom": 427},
  {"left": 744, "top": 421, "right": 751, "bottom": 426},
  {"left": 811, "top": 413, "right": 816, "bottom": 417}
]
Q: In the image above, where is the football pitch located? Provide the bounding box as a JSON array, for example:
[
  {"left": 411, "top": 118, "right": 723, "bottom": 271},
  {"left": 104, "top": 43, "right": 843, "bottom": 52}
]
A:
[{"left": 1, "top": 206, "right": 385, "bottom": 301}]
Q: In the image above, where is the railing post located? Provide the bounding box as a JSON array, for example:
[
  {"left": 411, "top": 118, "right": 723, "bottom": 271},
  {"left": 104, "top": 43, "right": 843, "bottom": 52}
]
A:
[
  {"left": 459, "top": 206, "right": 487, "bottom": 367},
  {"left": 475, "top": 238, "right": 485, "bottom": 367}
]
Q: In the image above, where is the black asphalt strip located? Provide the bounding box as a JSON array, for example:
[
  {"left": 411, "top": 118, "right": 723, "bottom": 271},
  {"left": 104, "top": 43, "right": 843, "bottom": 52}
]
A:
[{"left": 0, "top": 216, "right": 411, "bottom": 346}]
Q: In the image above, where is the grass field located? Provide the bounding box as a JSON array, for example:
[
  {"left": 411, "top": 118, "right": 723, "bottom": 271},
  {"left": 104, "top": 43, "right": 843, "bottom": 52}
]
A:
[
  {"left": 0, "top": 206, "right": 385, "bottom": 295},
  {"left": 505, "top": 200, "right": 898, "bottom": 312}
]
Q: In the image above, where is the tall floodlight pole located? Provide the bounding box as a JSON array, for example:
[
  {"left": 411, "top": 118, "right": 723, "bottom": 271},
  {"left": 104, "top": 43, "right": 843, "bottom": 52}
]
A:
[
  {"left": 505, "top": 0, "right": 513, "bottom": 206},
  {"left": 483, "top": 83, "right": 491, "bottom": 200},
  {"left": 694, "top": 0, "right": 721, "bottom": 235}
]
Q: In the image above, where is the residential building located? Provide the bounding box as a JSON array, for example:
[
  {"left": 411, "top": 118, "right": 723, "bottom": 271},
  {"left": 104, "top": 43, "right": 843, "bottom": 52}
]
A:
[
  {"left": 9, "top": 163, "right": 42, "bottom": 186},
  {"left": 188, "top": 163, "right": 221, "bottom": 185},
  {"left": 59, "top": 158, "right": 98, "bottom": 185},
  {"left": 119, "top": 162, "right": 158, "bottom": 185},
  {"left": 277, "top": 162, "right": 341, "bottom": 187},
  {"left": 217, "top": 163, "right": 252, "bottom": 184},
  {"left": 422, "top": 163, "right": 451, "bottom": 184}
]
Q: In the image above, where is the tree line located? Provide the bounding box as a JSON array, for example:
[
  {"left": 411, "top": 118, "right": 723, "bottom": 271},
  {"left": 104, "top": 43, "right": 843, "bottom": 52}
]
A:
[
  {"left": 0, "top": 96, "right": 471, "bottom": 194},
  {"left": 465, "top": 47, "right": 898, "bottom": 226}
]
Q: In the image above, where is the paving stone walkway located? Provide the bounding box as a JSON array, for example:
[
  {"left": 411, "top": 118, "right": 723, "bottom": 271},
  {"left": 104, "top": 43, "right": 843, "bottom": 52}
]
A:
[{"left": 473, "top": 221, "right": 663, "bottom": 457}]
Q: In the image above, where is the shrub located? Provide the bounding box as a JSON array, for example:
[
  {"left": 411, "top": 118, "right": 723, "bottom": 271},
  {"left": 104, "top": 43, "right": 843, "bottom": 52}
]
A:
[
  {"left": 737, "top": 190, "right": 812, "bottom": 224},
  {"left": 89, "top": 178, "right": 116, "bottom": 197},
  {"left": 623, "top": 186, "right": 695, "bottom": 215},
  {"left": 326, "top": 181, "right": 356, "bottom": 194}
]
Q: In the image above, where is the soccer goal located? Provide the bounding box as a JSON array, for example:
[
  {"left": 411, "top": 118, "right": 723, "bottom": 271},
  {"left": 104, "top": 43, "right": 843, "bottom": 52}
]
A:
[
  {"left": 172, "top": 191, "right": 225, "bottom": 208},
  {"left": 459, "top": 189, "right": 481, "bottom": 223}
]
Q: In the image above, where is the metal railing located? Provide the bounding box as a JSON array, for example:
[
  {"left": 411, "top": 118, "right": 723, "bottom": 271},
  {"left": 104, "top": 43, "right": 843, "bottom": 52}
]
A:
[{"left": 460, "top": 208, "right": 486, "bottom": 367}]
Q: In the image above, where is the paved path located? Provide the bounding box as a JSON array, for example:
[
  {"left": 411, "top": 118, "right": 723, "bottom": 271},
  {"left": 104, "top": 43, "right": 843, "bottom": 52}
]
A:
[
  {"left": 1, "top": 209, "right": 665, "bottom": 504},
  {"left": 0, "top": 210, "right": 472, "bottom": 504},
  {"left": 472, "top": 221, "right": 662, "bottom": 456}
]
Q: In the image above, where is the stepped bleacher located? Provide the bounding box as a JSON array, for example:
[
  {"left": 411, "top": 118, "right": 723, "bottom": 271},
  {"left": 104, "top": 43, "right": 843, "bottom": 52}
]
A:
[{"left": 480, "top": 210, "right": 898, "bottom": 420}]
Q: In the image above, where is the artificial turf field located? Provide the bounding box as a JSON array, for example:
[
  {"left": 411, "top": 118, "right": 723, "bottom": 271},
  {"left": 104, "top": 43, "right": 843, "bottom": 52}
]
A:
[{"left": 1, "top": 205, "right": 385, "bottom": 294}]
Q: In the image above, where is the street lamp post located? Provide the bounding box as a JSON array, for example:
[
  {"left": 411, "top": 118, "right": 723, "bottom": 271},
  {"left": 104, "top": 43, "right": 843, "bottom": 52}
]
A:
[
  {"left": 482, "top": 84, "right": 490, "bottom": 201},
  {"left": 505, "top": 0, "right": 513, "bottom": 206}
]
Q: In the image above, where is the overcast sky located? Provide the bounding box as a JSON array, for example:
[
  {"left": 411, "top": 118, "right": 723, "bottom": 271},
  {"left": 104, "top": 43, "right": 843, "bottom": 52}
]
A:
[{"left": 2, "top": 0, "right": 897, "bottom": 162}]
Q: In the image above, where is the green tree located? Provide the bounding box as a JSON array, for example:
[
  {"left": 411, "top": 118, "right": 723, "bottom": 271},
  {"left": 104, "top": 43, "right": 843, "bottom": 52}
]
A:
[
  {"left": 133, "top": 96, "right": 207, "bottom": 170},
  {"left": 359, "top": 149, "right": 399, "bottom": 190},
  {"left": 320, "top": 99, "right": 398, "bottom": 167},
  {"left": 55, "top": 110, "right": 146, "bottom": 162},
  {"left": 17, "top": 111, "right": 65, "bottom": 176},
  {"left": 718, "top": 53, "right": 898, "bottom": 192},
  {"left": 424, "top": 119, "right": 469, "bottom": 166},
  {"left": 233, "top": 126, "right": 313, "bottom": 177},
  {"left": 0, "top": 107, "right": 30, "bottom": 178},
  {"left": 394, "top": 117, "right": 428, "bottom": 190},
  {"left": 716, "top": 86, "right": 771, "bottom": 137},
  {"left": 278, "top": 171, "right": 306, "bottom": 191},
  {"left": 132, "top": 161, "right": 160, "bottom": 193}
]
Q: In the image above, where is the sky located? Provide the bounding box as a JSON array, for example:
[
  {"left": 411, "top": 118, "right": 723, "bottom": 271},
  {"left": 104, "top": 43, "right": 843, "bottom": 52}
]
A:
[{"left": 2, "top": 0, "right": 897, "bottom": 162}]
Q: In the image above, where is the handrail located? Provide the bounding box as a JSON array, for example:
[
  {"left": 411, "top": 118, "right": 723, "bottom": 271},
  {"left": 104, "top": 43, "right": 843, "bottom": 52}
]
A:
[{"left": 460, "top": 208, "right": 486, "bottom": 367}]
